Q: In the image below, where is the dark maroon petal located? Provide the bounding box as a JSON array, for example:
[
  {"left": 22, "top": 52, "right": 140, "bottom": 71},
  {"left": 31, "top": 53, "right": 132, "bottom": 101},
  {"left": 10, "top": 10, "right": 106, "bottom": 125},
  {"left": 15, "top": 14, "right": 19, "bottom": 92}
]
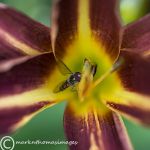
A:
[
  {"left": 64, "top": 106, "right": 133, "bottom": 150},
  {"left": 90, "top": 0, "right": 121, "bottom": 60},
  {"left": 0, "top": 40, "right": 25, "bottom": 62},
  {"left": 0, "top": 52, "right": 63, "bottom": 135},
  {"left": 118, "top": 51, "right": 150, "bottom": 95},
  {"left": 0, "top": 52, "right": 56, "bottom": 96},
  {"left": 51, "top": 0, "right": 121, "bottom": 62},
  {"left": 0, "top": 3, "right": 51, "bottom": 57},
  {"left": 110, "top": 50, "right": 150, "bottom": 125},
  {"left": 0, "top": 101, "right": 54, "bottom": 135},
  {"left": 121, "top": 14, "right": 150, "bottom": 56},
  {"left": 107, "top": 102, "right": 150, "bottom": 125},
  {"left": 51, "top": 0, "right": 78, "bottom": 58}
]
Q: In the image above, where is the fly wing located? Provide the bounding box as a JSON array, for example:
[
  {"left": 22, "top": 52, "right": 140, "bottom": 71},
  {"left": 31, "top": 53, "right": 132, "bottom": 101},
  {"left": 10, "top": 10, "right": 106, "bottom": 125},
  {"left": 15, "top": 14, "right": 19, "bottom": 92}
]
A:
[
  {"left": 56, "top": 58, "right": 73, "bottom": 75},
  {"left": 53, "top": 80, "right": 66, "bottom": 93}
]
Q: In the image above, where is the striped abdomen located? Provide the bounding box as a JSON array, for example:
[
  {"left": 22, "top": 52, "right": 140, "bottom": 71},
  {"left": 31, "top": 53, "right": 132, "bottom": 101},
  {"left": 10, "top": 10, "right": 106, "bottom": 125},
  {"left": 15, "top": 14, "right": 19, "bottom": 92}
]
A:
[{"left": 59, "top": 80, "right": 70, "bottom": 91}]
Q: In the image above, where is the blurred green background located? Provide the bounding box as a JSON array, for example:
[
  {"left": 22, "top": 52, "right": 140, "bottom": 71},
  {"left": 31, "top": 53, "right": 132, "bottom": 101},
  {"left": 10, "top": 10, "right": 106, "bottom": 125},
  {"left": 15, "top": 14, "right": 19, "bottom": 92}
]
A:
[{"left": 0, "top": 0, "right": 150, "bottom": 150}]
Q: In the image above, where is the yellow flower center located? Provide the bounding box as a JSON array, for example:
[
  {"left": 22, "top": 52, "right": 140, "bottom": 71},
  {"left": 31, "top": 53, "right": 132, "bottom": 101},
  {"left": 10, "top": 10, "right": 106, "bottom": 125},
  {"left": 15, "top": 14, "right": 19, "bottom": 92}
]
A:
[
  {"left": 50, "top": 35, "right": 124, "bottom": 115},
  {"left": 53, "top": 37, "right": 123, "bottom": 115}
]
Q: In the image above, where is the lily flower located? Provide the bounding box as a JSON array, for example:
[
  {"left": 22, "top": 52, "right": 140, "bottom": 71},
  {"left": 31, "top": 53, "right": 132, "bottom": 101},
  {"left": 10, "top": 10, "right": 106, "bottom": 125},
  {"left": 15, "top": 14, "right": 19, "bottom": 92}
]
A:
[{"left": 0, "top": 0, "right": 150, "bottom": 149}]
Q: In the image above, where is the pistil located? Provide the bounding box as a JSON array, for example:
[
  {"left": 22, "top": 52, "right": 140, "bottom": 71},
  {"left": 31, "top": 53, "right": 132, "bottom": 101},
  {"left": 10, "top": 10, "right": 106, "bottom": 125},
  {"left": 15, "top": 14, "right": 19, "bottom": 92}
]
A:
[
  {"left": 78, "top": 59, "right": 97, "bottom": 101},
  {"left": 77, "top": 57, "right": 124, "bottom": 102}
]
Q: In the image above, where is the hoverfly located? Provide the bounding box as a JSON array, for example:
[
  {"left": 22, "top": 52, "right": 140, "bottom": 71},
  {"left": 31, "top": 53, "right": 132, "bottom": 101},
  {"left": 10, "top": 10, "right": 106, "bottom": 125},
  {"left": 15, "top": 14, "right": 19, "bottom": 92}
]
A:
[
  {"left": 53, "top": 58, "right": 97, "bottom": 93},
  {"left": 53, "top": 59, "right": 81, "bottom": 93}
]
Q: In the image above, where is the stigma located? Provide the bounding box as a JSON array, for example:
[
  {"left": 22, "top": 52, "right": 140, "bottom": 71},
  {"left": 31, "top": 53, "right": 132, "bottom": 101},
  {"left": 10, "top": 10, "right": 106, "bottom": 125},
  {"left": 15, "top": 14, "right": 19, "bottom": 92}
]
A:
[{"left": 77, "top": 58, "right": 97, "bottom": 101}]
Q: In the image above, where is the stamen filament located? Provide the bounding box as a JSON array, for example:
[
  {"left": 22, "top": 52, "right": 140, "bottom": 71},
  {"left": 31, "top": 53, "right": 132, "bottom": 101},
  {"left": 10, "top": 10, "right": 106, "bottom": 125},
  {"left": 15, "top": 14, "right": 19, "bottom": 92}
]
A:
[
  {"left": 93, "top": 68, "right": 112, "bottom": 87},
  {"left": 93, "top": 57, "right": 124, "bottom": 88}
]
